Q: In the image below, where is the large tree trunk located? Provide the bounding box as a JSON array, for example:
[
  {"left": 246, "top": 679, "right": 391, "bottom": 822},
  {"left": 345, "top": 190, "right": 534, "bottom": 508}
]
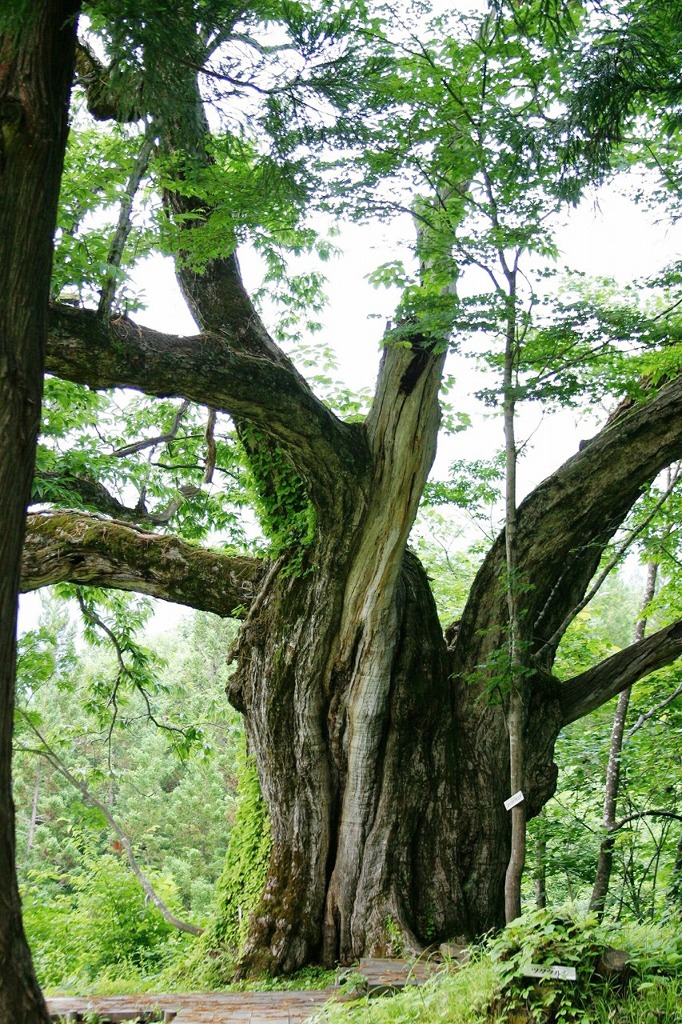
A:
[
  {"left": 222, "top": 371, "right": 682, "bottom": 973},
  {"left": 230, "top": 545, "right": 458, "bottom": 972},
  {"left": 226, "top": 336, "right": 462, "bottom": 972},
  {"left": 228, "top": 541, "right": 566, "bottom": 973},
  {"left": 0, "top": 3, "right": 79, "bottom": 1019}
]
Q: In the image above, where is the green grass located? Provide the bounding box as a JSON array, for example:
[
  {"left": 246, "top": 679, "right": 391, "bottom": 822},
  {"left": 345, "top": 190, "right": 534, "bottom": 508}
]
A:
[
  {"left": 310, "top": 914, "right": 682, "bottom": 1024},
  {"left": 310, "top": 957, "right": 498, "bottom": 1024},
  {"left": 310, "top": 960, "right": 682, "bottom": 1024}
]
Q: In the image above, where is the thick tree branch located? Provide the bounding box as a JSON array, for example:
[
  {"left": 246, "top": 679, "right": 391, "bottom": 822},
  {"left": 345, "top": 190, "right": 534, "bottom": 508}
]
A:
[
  {"left": 157, "top": 64, "right": 370, "bottom": 516},
  {"left": 21, "top": 511, "right": 261, "bottom": 618},
  {"left": 560, "top": 619, "right": 682, "bottom": 725},
  {"left": 536, "top": 468, "right": 680, "bottom": 659},
  {"left": 46, "top": 303, "right": 365, "bottom": 511},
  {"left": 455, "top": 375, "right": 682, "bottom": 678}
]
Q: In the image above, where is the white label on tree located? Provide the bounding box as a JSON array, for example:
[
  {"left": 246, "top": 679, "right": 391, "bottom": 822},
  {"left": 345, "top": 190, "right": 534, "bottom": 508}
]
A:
[
  {"left": 524, "top": 964, "right": 577, "bottom": 981},
  {"left": 504, "top": 790, "right": 524, "bottom": 810}
]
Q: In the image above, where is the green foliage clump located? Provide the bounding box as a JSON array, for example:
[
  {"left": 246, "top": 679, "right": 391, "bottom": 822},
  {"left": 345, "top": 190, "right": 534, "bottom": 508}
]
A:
[
  {"left": 314, "top": 915, "right": 682, "bottom": 1024},
  {"left": 174, "top": 743, "right": 272, "bottom": 987},
  {"left": 23, "top": 848, "right": 188, "bottom": 991},
  {"left": 487, "top": 909, "right": 682, "bottom": 1024},
  {"left": 15, "top": 606, "right": 243, "bottom": 991},
  {"left": 487, "top": 909, "right": 605, "bottom": 1023}
]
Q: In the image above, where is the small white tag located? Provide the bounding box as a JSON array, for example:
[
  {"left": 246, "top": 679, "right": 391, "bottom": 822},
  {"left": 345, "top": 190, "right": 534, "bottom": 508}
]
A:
[
  {"left": 524, "top": 964, "right": 577, "bottom": 981},
  {"left": 504, "top": 790, "right": 524, "bottom": 810}
]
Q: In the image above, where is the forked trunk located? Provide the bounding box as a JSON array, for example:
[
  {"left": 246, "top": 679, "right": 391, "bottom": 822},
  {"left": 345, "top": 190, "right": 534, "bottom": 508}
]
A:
[{"left": 228, "top": 533, "right": 564, "bottom": 973}]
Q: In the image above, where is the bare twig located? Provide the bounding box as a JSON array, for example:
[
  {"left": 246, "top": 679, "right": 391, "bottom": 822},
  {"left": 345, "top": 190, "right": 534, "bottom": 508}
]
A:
[
  {"left": 112, "top": 400, "right": 190, "bottom": 457},
  {"left": 627, "top": 680, "right": 682, "bottom": 737},
  {"left": 75, "top": 590, "right": 192, "bottom": 752}
]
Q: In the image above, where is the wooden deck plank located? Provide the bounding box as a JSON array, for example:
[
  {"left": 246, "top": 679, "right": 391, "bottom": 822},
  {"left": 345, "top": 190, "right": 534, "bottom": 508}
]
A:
[
  {"left": 46, "top": 957, "right": 439, "bottom": 1023},
  {"left": 47, "top": 988, "right": 332, "bottom": 1024}
]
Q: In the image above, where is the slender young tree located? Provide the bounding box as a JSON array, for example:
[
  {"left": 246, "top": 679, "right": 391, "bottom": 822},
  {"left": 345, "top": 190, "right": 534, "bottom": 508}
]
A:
[{"left": 590, "top": 560, "right": 659, "bottom": 916}]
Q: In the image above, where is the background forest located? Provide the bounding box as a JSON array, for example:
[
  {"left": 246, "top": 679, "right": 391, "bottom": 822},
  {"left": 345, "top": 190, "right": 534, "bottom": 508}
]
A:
[{"left": 4, "top": 0, "right": 682, "bottom": 1016}]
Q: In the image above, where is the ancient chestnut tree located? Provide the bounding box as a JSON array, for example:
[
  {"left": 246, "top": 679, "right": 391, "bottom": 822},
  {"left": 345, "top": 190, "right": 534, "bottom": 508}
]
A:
[{"left": 9, "top": 0, "right": 682, "bottom": 988}]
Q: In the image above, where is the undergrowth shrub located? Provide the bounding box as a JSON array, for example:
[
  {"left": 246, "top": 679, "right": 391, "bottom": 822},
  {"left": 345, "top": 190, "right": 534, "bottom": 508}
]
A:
[
  {"left": 487, "top": 908, "right": 682, "bottom": 1023},
  {"left": 313, "top": 912, "right": 682, "bottom": 1024},
  {"left": 23, "top": 850, "right": 189, "bottom": 989}
]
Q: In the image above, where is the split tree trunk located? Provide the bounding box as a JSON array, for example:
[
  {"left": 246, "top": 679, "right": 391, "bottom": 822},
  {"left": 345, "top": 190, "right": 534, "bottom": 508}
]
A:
[
  {"left": 0, "top": 4, "right": 79, "bottom": 1019},
  {"left": 223, "top": 371, "right": 682, "bottom": 973}
]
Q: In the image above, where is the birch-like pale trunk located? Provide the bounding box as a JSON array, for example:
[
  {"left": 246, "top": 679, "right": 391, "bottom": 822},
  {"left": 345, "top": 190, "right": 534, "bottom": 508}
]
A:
[
  {"left": 501, "top": 268, "right": 527, "bottom": 924},
  {"left": 589, "top": 559, "right": 659, "bottom": 916}
]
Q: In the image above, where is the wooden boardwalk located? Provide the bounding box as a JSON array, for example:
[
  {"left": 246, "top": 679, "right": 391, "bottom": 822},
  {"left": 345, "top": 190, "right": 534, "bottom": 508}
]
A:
[
  {"left": 46, "top": 957, "right": 441, "bottom": 1023},
  {"left": 47, "top": 989, "right": 333, "bottom": 1023}
]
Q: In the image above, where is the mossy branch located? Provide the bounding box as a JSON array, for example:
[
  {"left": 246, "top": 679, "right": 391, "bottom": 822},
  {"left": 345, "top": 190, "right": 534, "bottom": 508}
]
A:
[{"left": 21, "top": 511, "right": 262, "bottom": 617}]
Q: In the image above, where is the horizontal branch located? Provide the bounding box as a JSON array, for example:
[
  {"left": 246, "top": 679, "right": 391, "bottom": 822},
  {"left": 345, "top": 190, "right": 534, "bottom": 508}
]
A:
[
  {"left": 46, "top": 303, "right": 365, "bottom": 510},
  {"left": 613, "top": 809, "right": 682, "bottom": 832},
  {"left": 21, "top": 511, "right": 261, "bottom": 618},
  {"left": 560, "top": 619, "right": 682, "bottom": 725}
]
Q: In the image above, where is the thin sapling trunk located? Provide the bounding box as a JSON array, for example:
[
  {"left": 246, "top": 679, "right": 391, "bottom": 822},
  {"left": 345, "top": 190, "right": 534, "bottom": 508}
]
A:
[
  {"left": 502, "top": 265, "right": 526, "bottom": 923},
  {"left": 589, "top": 559, "right": 658, "bottom": 916}
]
